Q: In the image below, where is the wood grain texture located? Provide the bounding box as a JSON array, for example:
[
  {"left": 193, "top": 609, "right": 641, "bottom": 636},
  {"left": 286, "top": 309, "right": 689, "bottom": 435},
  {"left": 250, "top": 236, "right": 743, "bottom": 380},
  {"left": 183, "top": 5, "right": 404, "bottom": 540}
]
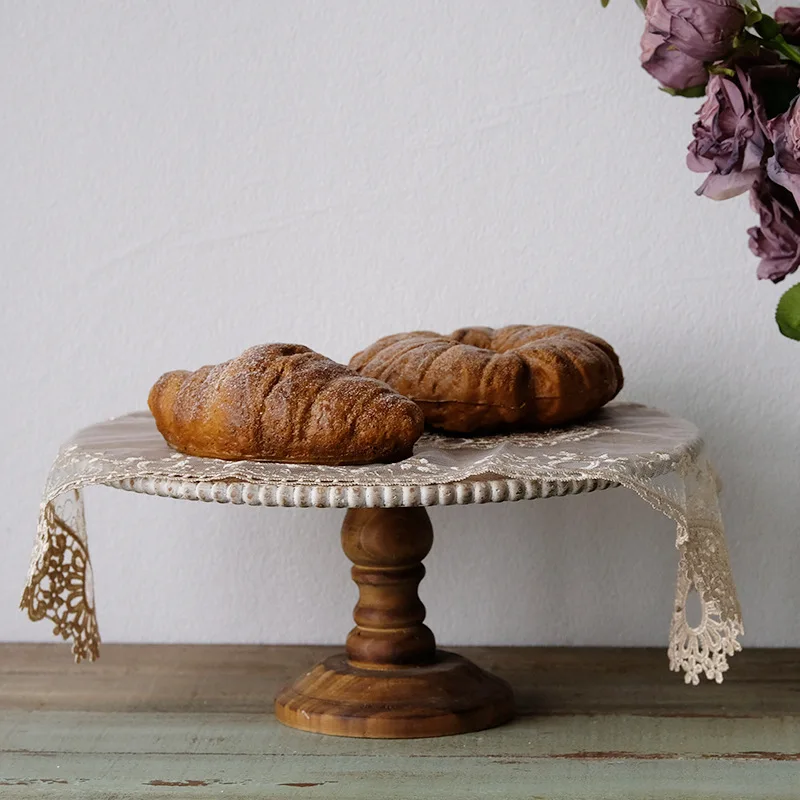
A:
[
  {"left": 342, "top": 507, "right": 436, "bottom": 667},
  {"left": 2, "top": 723, "right": 800, "bottom": 800},
  {"left": 1, "top": 645, "right": 800, "bottom": 798},
  {"left": 275, "top": 651, "right": 514, "bottom": 738},
  {"left": 274, "top": 508, "right": 514, "bottom": 737},
  {"left": 2, "top": 644, "right": 800, "bottom": 717}
]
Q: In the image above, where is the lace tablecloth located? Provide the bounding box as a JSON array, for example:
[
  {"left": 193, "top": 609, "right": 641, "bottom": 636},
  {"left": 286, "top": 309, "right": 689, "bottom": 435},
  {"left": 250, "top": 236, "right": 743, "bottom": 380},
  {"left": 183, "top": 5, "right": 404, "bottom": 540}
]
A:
[{"left": 21, "top": 402, "right": 743, "bottom": 684}]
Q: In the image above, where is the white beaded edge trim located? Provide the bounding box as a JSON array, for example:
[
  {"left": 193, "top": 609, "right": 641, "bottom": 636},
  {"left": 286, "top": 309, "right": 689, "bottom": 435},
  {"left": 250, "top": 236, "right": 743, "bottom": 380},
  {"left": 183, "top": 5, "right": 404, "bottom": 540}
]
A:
[{"left": 104, "top": 476, "right": 619, "bottom": 508}]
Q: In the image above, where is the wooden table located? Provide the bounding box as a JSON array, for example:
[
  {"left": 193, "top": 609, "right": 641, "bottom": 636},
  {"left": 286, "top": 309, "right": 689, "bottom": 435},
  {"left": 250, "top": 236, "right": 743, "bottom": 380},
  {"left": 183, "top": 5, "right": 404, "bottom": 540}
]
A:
[{"left": 0, "top": 644, "right": 798, "bottom": 798}]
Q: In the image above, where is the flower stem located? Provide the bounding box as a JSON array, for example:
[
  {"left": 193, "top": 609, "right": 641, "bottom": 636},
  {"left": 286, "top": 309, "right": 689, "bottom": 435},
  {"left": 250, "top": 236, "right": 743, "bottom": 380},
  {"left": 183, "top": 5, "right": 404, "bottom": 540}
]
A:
[
  {"left": 769, "top": 35, "right": 800, "bottom": 66},
  {"left": 751, "top": 13, "right": 800, "bottom": 65}
]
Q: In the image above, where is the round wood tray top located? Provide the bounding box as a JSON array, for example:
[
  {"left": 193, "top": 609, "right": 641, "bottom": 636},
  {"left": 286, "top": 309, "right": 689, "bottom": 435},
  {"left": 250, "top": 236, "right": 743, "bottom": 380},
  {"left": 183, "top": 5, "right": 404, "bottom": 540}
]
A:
[{"left": 64, "top": 403, "right": 702, "bottom": 509}]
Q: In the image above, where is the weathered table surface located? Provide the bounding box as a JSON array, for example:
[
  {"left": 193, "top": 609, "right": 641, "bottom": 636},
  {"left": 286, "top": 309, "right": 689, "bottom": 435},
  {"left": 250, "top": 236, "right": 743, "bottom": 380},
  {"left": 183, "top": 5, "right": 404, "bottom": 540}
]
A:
[{"left": 0, "top": 644, "right": 798, "bottom": 799}]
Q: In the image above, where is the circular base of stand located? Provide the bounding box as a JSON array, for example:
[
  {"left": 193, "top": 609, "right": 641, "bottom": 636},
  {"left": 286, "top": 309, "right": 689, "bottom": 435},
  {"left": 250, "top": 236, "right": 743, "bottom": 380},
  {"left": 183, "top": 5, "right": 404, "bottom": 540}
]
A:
[{"left": 274, "top": 650, "right": 515, "bottom": 739}]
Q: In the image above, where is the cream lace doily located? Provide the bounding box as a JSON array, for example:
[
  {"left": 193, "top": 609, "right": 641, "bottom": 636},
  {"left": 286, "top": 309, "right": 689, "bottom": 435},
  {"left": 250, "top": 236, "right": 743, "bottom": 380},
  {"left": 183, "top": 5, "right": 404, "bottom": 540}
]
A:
[{"left": 21, "top": 402, "right": 743, "bottom": 683}]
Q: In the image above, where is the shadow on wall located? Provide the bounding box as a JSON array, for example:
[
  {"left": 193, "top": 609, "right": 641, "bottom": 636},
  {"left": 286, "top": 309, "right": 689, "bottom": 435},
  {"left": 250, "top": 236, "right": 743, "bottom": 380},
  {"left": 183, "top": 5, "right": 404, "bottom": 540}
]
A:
[
  {"left": 426, "top": 488, "right": 677, "bottom": 647},
  {"left": 621, "top": 320, "right": 800, "bottom": 647}
]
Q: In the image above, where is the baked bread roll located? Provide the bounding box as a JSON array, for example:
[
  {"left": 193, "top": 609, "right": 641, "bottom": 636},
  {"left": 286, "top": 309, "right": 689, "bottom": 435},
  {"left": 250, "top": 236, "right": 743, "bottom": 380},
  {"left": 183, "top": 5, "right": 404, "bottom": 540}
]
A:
[
  {"left": 349, "top": 325, "right": 623, "bottom": 433},
  {"left": 149, "top": 344, "right": 424, "bottom": 464}
]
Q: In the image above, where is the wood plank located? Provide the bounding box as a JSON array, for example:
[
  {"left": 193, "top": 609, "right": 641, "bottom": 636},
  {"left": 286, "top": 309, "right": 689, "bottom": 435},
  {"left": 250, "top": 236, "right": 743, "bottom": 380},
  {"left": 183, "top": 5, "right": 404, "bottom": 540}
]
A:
[
  {"left": 1, "top": 711, "right": 799, "bottom": 799},
  {"left": 2, "top": 752, "right": 799, "bottom": 799},
  {"left": 1, "top": 644, "right": 799, "bottom": 717},
  {"left": 3, "top": 710, "right": 800, "bottom": 758},
  {"left": 2, "top": 645, "right": 799, "bottom": 798}
]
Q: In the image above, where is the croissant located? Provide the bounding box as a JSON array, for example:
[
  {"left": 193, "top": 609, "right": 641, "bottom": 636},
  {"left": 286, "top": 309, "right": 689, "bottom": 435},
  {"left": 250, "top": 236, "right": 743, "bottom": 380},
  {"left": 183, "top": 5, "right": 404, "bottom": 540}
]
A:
[
  {"left": 349, "top": 325, "right": 623, "bottom": 433},
  {"left": 148, "top": 343, "right": 425, "bottom": 464}
]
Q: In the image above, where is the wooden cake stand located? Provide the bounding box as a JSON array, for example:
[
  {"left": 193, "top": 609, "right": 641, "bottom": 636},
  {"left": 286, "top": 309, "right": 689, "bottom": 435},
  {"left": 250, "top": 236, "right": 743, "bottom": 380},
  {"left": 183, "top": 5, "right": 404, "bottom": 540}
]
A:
[
  {"left": 28, "top": 405, "right": 741, "bottom": 738},
  {"left": 110, "top": 470, "right": 621, "bottom": 739}
]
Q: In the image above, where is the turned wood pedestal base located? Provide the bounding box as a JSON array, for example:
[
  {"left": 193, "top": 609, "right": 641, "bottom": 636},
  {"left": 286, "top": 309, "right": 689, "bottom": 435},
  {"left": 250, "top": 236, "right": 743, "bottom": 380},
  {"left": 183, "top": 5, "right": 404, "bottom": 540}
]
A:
[{"left": 274, "top": 507, "right": 515, "bottom": 739}]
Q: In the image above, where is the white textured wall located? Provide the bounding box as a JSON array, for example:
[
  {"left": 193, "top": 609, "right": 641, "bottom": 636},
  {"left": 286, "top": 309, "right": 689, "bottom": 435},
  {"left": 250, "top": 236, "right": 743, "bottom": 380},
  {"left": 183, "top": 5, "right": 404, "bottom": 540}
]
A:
[{"left": 3, "top": 0, "right": 798, "bottom": 648}]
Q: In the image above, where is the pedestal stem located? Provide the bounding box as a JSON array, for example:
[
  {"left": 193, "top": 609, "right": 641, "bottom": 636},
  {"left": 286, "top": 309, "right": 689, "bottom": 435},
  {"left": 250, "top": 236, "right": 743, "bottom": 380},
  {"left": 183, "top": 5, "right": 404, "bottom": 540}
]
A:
[
  {"left": 342, "top": 507, "right": 436, "bottom": 668},
  {"left": 274, "top": 505, "right": 515, "bottom": 738}
]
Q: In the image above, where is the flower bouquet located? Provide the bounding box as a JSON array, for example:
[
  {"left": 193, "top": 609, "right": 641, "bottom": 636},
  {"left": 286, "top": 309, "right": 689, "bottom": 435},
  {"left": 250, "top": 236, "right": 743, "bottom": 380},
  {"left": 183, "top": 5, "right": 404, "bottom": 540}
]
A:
[{"left": 606, "top": 0, "right": 800, "bottom": 339}]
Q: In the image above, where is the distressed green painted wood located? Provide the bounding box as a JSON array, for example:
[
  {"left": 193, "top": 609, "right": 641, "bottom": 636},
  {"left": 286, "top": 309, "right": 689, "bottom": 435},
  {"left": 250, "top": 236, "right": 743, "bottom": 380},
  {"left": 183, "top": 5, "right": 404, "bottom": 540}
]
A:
[
  {"left": 2, "top": 746, "right": 800, "bottom": 799},
  {"left": 2, "top": 713, "right": 799, "bottom": 800},
  {"left": 1, "top": 645, "right": 798, "bottom": 798}
]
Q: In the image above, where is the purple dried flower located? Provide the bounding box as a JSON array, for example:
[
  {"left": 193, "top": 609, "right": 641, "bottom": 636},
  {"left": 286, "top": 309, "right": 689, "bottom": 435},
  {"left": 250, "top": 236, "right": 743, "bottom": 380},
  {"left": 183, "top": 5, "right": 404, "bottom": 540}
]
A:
[
  {"left": 687, "top": 70, "right": 767, "bottom": 200},
  {"left": 748, "top": 178, "right": 800, "bottom": 282},
  {"left": 640, "top": 25, "right": 708, "bottom": 91},
  {"left": 646, "top": 0, "right": 746, "bottom": 62},
  {"left": 744, "top": 59, "right": 800, "bottom": 134},
  {"left": 767, "top": 96, "right": 800, "bottom": 205},
  {"left": 775, "top": 7, "right": 800, "bottom": 45}
]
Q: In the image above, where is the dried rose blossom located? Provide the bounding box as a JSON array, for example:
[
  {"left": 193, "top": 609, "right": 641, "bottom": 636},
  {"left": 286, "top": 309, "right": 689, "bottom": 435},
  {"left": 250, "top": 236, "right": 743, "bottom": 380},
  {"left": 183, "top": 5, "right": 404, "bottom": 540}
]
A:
[
  {"left": 646, "top": 0, "right": 746, "bottom": 62},
  {"left": 687, "top": 71, "right": 767, "bottom": 199},
  {"left": 640, "top": 25, "right": 708, "bottom": 91},
  {"left": 748, "top": 178, "right": 800, "bottom": 282}
]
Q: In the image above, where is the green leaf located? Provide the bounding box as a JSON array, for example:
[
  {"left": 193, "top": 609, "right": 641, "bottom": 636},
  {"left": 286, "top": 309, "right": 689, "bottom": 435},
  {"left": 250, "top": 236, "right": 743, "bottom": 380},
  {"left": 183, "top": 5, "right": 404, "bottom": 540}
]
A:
[
  {"left": 754, "top": 15, "right": 781, "bottom": 40},
  {"left": 659, "top": 84, "right": 708, "bottom": 98},
  {"left": 744, "top": 9, "right": 763, "bottom": 27},
  {"left": 776, "top": 282, "right": 800, "bottom": 340},
  {"left": 708, "top": 64, "right": 736, "bottom": 77},
  {"left": 600, "top": 0, "right": 647, "bottom": 9}
]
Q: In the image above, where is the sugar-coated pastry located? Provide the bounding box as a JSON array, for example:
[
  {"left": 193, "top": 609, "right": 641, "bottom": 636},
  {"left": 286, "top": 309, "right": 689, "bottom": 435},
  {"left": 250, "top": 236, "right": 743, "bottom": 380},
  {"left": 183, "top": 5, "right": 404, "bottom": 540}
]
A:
[{"left": 149, "top": 343, "right": 425, "bottom": 464}]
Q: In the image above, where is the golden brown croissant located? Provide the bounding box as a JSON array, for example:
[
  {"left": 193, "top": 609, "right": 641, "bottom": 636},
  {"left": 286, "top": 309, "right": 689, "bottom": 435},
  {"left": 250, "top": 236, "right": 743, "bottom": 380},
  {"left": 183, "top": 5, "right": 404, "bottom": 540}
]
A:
[
  {"left": 349, "top": 325, "right": 623, "bottom": 433},
  {"left": 149, "top": 343, "right": 424, "bottom": 464}
]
